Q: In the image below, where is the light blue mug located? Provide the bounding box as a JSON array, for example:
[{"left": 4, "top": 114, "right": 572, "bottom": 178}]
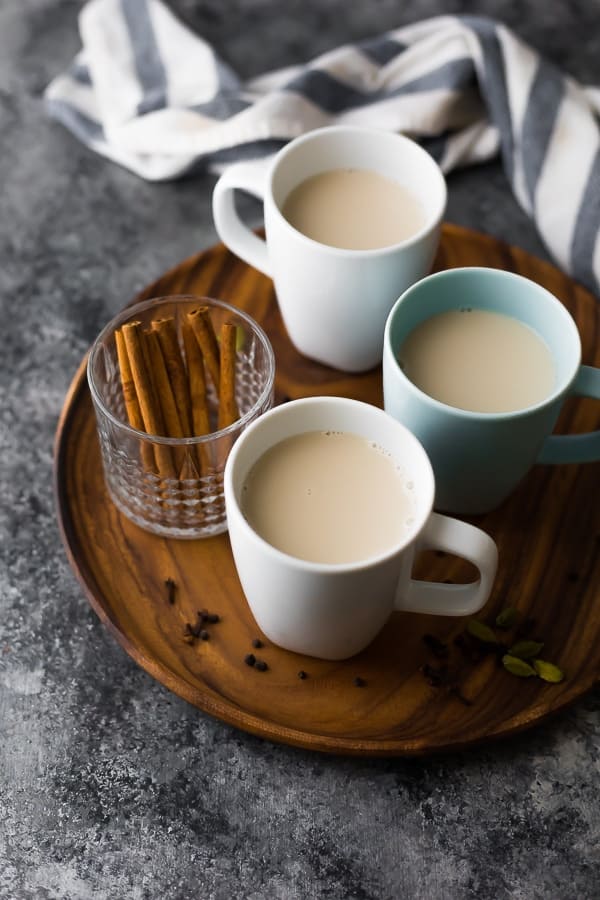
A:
[{"left": 382, "top": 267, "right": 600, "bottom": 514}]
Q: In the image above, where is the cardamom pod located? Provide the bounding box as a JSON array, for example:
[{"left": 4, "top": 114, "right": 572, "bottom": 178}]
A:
[
  {"left": 533, "top": 660, "right": 565, "bottom": 683},
  {"left": 466, "top": 620, "right": 498, "bottom": 644},
  {"left": 509, "top": 640, "right": 544, "bottom": 660},
  {"left": 502, "top": 654, "right": 536, "bottom": 677},
  {"left": 495, "top": 607, "right": 519, "bottom": 630}
]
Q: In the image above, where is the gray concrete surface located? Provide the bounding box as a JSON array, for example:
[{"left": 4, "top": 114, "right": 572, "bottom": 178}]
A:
[{"left": 1, "top": 1, "right": 599, "bottom": 898}]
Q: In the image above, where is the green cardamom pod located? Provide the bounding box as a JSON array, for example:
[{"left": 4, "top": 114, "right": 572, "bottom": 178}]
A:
[
  {"left": 495, "top": 607, "right": 519, "bottom": 630},
  {"left": 502, "top": 654, "right": 536, "bottom": 677},
  {"left": 466, "top": 620, "right": 498, "bottom": 644},
  {"left": 533, "top": 660, "right": 565, "bottom": 683},
  {"left": 509, "top": 640, "right": 544, "bottom": 660}
]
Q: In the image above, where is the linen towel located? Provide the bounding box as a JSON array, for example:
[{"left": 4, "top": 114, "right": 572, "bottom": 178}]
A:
[{"left": 45, "top": 0, "right": 600, "bottom": 294}]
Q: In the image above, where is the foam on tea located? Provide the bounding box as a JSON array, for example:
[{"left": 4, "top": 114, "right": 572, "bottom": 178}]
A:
[
  {"left": 281, "top": 168, "right": 425, "bottom": 250},
  {"left": 398, "top": 308, "right": 555, "bottom": 413},
  {"left": 241, "top": 430, "right": 416, "bottom": 564}
]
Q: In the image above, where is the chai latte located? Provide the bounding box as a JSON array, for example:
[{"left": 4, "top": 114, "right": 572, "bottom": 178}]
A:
[
  {"left": 281, "top": 168, "right": 425, "bottom": 250},
  {"left": 398, "top": 308, "right": 555, "bottom": 413},
  {"left": 241, "top": 430, "right": 416, "bottom": 564}
]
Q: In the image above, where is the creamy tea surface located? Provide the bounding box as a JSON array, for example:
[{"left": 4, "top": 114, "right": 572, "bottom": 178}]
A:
[
  {"left": 241, "top": 430, "right": 417, "bottom": 564},
  {"left": 281, "top": 168, "right": 425, "bottom": 250},
  {"left": 398, "top": 308, "right": 555, "bottom": 413}
]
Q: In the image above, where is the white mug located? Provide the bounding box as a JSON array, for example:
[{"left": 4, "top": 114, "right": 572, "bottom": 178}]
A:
[
  {"left": 213, "top": 126, "right": 446, "bottom": 372},
  {"left": 224, "top": 397, "right": 498, "bottom": 660}
]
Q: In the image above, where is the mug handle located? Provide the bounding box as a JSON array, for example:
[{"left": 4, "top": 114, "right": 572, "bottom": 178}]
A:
[
  {"left": 212, "top": 157, "right": 273, "bottom": 277},
  {"left": 395, "top": 513, "right": 498, "bottom": 617},
  {"left": 537, "top": 365, "right": 600, "bottom": 464}
]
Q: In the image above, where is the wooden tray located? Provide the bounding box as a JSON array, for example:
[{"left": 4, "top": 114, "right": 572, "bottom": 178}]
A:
[{"left": 54, "top": 224, "right": 600, "bottom": 756}]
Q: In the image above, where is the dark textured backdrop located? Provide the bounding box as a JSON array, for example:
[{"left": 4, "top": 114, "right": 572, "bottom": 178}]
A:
[{"left": 1, "top": 2, "right": 599, "bottom": 898}]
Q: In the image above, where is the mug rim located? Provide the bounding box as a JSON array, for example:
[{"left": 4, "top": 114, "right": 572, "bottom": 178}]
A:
[
  {"left": 383, "top": 266, "right": 583, "bottom": 421},
  {"left": 87, "top": 294, "right": 276, "bottom": 444},
  {"left": 266, "top": 124, "right": 447, "bottom": 258},
  {"left": 224, "top": 395, "right": 436, "bottom": 574}
]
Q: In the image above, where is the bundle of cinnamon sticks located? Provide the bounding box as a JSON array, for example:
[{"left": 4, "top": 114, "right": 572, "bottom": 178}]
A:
[{"left": 114, "top": 305, "right": 240, "bottom": 479}]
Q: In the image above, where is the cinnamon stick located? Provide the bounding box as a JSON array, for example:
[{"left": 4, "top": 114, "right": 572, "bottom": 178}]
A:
[
  {"left": 144, "top": 329, "right": 187, "bottom": 471},
  {"left": 182, "top": 321, "right": 212, "bottom": 438},
  {"left": 218, "top": 321, "right": 240, "bottom": 430},
  {"left": 182, "top": 320, "right": 211, "bottom": 473},
  {"left": 114, "top": 328, "right": 154, "bottom": 471},
  {"left": 138, "top": 326, "right": 163, "bottom": 426},
  {"left": 144, "top": 329, "right": 185, "bottom": 439},
  {"left": 151, "top": 317, "right": 192, "bottom": 436},
  {"left": 121, "top": 321, "right": 176, "bottom": 479},
  {"left": 187, "top": 306, "right": 220, "bottom": 389},
  {"left": 115, "top": 328, "right": 144, "bottom": 432}
]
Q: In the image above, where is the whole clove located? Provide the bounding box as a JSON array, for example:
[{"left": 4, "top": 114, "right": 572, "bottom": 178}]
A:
[
  {"left": 189, "top": 610, "right": 221, "bottom": 637},
  {"left": 251, "top": 638, "right": 263, "bottom": 649},
  {"left": 453, "top": 633, "right": 483, "bottom": 664},
  {"left": 165, "top": 578, "right": 176, "bottom": 605},
  {"left": 449, "top": 685, "right": 474, "bottom": 706},
  {"left": 244, "top": 653, "right": 256, "bottom": 667},
  {"left": 422, "top": 633, "right": 449, "bottom": 659},
  {"left": 297, "top": 670, "right": 308, "bottom": 680},
  {"left": 420, "top": 663, "right": 472, "bottom": 705},
  {"left": 421, "top": 663, "right": 449, "bottom": 687}
]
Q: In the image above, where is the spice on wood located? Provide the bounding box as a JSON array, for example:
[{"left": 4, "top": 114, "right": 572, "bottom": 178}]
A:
[
  {"left": 421, "top": 633, "right": 449, "bottom": 659},
  {"left": 164, "top": 578, "right": 176, "bottom": 605}
]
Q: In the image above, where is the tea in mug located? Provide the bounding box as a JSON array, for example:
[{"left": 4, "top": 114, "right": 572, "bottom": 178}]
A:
[
  {"left": 398, "top": 308, "right": 555, "bottom": 413},
  {"left": 281, "top": 168, "right": 425, "bottom": 250},
  {"left": 241, "top": 430, "right": 417, "bottom": 564}
]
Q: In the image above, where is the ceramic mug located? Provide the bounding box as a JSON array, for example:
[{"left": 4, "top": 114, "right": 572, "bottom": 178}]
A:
[
  {"left": 224, "top": 397, "right": 498, "bottom": 660},
  {"left": 212, "top": 125, "right": 446, "bottom": 373},
  {"left": 383, "top": 267, "right": 600, "bottom": 514}
]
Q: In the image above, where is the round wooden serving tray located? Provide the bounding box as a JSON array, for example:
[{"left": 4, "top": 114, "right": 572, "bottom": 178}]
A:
[{"left": 54, "top": 224, "right": 600, "bottom": 756}]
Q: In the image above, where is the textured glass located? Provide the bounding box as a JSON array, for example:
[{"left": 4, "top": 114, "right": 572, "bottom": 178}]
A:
[{"left": 87, "top": 295, "right": 275, "bottom": 538}]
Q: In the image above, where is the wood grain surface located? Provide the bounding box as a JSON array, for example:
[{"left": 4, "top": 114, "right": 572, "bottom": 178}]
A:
[{"left": 54, "top": 224, "right": 600, "bottom": 756}]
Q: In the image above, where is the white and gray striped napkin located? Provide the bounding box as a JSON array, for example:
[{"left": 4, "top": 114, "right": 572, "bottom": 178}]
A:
[{"left": 45, "top": 0, "right": 600, "bottom": 294}]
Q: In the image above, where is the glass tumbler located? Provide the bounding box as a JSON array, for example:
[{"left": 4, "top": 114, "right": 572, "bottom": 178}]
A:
[{"left": 87, "top": 295, "right": 276, "bottom": 538}]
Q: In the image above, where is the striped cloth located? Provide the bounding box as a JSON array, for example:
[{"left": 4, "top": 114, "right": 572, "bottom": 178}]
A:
[{"left": 45, "top": 0, "right": 600, "bottom": 294}]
